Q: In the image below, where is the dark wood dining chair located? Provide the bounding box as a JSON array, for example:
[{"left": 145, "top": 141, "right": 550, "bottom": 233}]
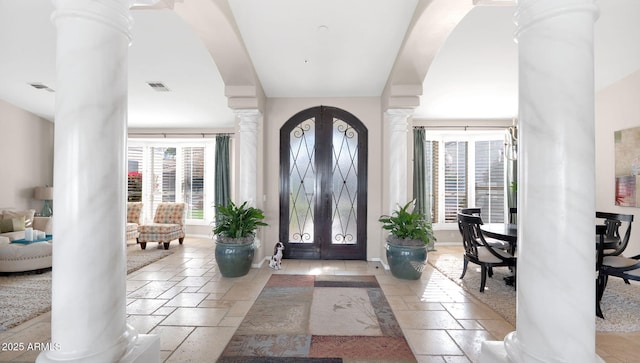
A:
[
  {"left": 596, "top": 223, "right": 640, "bottom": 319},
  {"left": 457, "top": 208, "right": 481, "bottom": 239},
  {"left": 457, "top": 207, "right": 509, "bottom": 251},
  {"left": 509, "top": 207, "right": 517, "bottom": 224},
  {"left": 595, "top": 211, "right": 633, "bottom": 257},
  {"left": 460, "top": 208, "right": 481, "bottom": 216},
  {"left": 457, "top": 212, "right": 516, "bottom": 292}
]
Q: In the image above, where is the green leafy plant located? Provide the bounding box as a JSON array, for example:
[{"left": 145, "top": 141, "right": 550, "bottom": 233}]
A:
[
  {"left": 378, "top": 200, "right": 435, "bottom": 246},
  {"left": 213, "top": 201, "right": 268, "bottom": 243}
]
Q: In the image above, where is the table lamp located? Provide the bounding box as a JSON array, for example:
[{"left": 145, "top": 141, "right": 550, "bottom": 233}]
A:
[{"left": 34, "top": 186, "right": 53, "bottom": 217}]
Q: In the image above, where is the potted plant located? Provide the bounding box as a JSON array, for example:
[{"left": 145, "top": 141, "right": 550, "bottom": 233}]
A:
[
  {"left": 213, "top": 201, "right": 268, "bottom": 277},
  {"left": 379, "top": 200, "right": 435, "bottom": 280}
]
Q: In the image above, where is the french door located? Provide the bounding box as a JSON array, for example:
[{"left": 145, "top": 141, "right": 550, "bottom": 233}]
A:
[{"left": 279, "top": 106, "right": 367, "bottom": 260}]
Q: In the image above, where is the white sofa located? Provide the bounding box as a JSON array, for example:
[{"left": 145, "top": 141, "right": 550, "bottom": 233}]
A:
[
  {"left": 0, "top": 208, "right": 53, "bottom": 273},
  {"left": 0, "top": 208, "right": 52, "bottom": 241}
]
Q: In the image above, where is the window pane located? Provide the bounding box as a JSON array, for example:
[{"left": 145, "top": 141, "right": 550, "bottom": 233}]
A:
[
  {"left": 475, "top": 140, "right": 505, "bottom": 223},
  {"left": 161, "top": 147, "right": 176, "bottom": 203},
  {"left": 127, "top": 147, "right": 143, "bottom": 202},
  {"left": 331, "top": 118, "right": 358, "bottom": 245},
  {"left": 183, "top": 147, "right": 205, "bottom": 220},
  {"left": 425, "top": 140, "right": 437, "bottom": 223},
  {"left": 289, "top": 118, "right": 316, "bottom": 243},
  {"left": 444, "top": 141, "right": 467, "bottom": 223}
]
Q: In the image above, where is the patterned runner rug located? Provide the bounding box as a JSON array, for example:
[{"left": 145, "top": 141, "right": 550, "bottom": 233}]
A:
[{"left": 218, "top": 274, "right": 416, "bottom": 362}]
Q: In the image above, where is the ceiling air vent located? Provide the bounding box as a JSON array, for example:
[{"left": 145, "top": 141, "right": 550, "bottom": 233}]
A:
[
  {"left": 29, "top": 83, "right": 55, "bottom": 92},
  {"left": 147, "top": 82, "right": 170, "bottom": 92}
]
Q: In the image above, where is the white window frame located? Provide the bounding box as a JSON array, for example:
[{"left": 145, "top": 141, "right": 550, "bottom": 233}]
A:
[
  {"left": 426, "top": 130, "right": 507, "bottom": 230},
  {"left": 128, "top": 139, "right": 216, "bottom": 226}
]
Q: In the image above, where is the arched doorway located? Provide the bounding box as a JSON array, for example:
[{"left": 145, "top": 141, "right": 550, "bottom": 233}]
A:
[{"left": 279, "top": 106, "right": 368, "bottom": 260}]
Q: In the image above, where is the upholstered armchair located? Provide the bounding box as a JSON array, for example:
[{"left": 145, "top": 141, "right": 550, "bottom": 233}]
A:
[
  {"left": 137, "top": 202, "right": 186, "bottom": 250},
  {"left": 126, "top": 202, "right": 142, "bottom": 241}
]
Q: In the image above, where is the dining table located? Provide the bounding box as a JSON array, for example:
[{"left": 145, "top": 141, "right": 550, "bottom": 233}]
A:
[
  {"left": 481, "top": 223, "right": 608, "bottom": 247},
  {"left": 480, "top": 223, "right": 518, "bottom": 256},
  {"left": 480, "top": 222, "right": 606, "bottom": 252},
  {"left": 480, "top": 223, "right": 517, "bottom": 244},
  {"left": 479, "top": 222, "right": 609, "bottom": 289}
]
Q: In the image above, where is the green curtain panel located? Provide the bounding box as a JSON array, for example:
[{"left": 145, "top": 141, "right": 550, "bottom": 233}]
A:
[
  {"left": 413, "top": 128, "right": 426, "bottom": 216},
  {"left": 215, "top": 135, "right": 231, "bottom": 209},
  {"left": 413, "top": 128, "right": 434, "bottom": 250}
]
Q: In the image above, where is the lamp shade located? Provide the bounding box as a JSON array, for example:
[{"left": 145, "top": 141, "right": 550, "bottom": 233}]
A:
[{"left": 34, "top": 186, "right": 53, "bottom": 201}]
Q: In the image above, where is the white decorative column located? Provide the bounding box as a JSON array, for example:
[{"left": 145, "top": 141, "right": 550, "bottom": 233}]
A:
[
  {"left": 480, "top": 0, "right": 600, "bottom": 362},
  {"left": 235, "top": 109, "right": 263, "bottom": 263},
  {"left": 385, "top": 109, "right": 413, "bottom": 212},
  {"left": 38, "top": 1, "right": 159, "bottom": 362},
  {"left": 236, "top": 109, "right": 261, "bottom": 206}
]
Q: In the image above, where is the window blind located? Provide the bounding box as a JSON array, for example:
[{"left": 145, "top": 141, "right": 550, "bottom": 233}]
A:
[
  {"left": 474, "top": 140, "right": 505, "bottom": 223},
  {"left": 183, "top": 147, "right": 205, "bottom": 220},
  {"left": 425, "top": 140, "right": 438, "bottom": 223},
  {"left": 443, "top": 141, "right": 467, "bottom": 223}
]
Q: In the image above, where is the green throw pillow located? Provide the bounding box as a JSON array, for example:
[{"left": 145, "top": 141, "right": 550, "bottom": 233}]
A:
[
  {"left": 0, "top": 216, "right": 25, "bottom": 233},
  {"left": 0, "top": 219, "right": 12, "bottom": 233},
  {"left": 12, "top": 216, "right": 25, "bottom": 231}
]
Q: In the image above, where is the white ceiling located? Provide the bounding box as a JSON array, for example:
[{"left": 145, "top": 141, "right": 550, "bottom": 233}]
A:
[
  {"left": 0, "top": 0, "right": 638, "bottom": 129},
  {"left": 228, "top": 0, "right": 418, "bottom": 98}
]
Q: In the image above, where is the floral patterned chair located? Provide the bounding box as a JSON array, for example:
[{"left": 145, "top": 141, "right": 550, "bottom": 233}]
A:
[
  {"left": 126, "top": 202, "right": 142, "bottom": 242},
  {"left": 137, "top": 202, "right": 186, "bottom": 250}
]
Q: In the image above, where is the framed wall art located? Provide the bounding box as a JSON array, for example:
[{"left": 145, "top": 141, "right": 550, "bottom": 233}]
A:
[{"left": 615, "top": 126, "right": 640, "bottom": 207}]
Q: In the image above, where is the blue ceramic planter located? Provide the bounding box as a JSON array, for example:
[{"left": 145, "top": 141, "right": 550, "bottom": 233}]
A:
[
  {"left": 386, "top": 242, "right": 427, "bottom": 280},
  {"left": 215, "top": 241, "right": 255, "bottom": 277}
]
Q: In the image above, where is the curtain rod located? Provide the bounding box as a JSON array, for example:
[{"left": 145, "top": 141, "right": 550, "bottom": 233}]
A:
[
  {"left": 414, "top": 125, "right": 511, "bottom": 130},
  {"left": 128, "top": 132, "right": 233, "bottom": 138}
]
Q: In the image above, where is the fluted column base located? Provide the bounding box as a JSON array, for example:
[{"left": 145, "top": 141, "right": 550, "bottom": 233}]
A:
[
  {"left": 120, "top": 335, "right": 160, "bottom": 363},
  {"left": 480, "top": 334, "right": 604, "bottom": 363},
  {"left": 37, "top": 325, "right": 156, "bottom": 363},
  {"left": 37, "top": 334, "right": 158, "bottom": 363}
]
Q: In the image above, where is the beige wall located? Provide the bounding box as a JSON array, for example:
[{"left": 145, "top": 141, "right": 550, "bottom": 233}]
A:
[
  {"left": 259, "top": 97, "right": 385, "bottom": 262},
  {"left": 0, "top": 99, "right": 54, "bottom": 211},
  {"left": 596, "top": 69, "right": 640, "bottom": 257}
]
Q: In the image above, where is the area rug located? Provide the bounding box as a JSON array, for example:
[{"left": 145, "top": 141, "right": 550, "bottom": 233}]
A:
[
  {"left": 218, "top": 274, "right": 416, "bottom": 362},
  {"left": 429, "top": 252, "right": 640, "bottom": 332},
  {"left": 0, "top": 244, "right": 174, "bottom": 331}
]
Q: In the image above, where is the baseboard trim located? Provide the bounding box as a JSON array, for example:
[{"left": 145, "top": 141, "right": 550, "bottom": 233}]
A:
[
  {"left": 252, "top": 257, "right": 267, "bottom": 268},
  {"left": 369, "top": 257, "right": 389, "bottom": 270}
]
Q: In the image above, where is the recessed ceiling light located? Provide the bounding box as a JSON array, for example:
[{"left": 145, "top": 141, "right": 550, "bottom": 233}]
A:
[
  {"left": 318, "top": 25, "right": 329, "bottom": 32},
  {"left": 303, "top": 59, "right": 310, "bottom": 64}
]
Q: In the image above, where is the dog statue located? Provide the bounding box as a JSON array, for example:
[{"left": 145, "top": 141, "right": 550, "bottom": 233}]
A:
[{"left": 269, "top": 242, "right": 285, "bottom": 270}]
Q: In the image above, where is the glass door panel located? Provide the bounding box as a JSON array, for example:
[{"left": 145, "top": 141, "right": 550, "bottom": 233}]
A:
[
  {"left": 331, "top": 118, "right": 358, "bottom": 245},
  {"left": 288, "top": 117, "right": 316, "bottom": 244}
]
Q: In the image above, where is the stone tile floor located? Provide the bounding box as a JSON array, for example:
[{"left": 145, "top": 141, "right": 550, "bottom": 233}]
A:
[{"left": 0, "top": 238, "right": 639, "bottom": 362}]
